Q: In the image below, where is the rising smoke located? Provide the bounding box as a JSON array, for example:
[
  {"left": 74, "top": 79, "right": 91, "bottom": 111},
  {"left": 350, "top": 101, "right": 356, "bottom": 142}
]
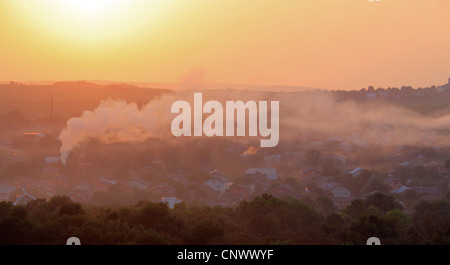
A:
[
  {"left": 58, "top": 94, "right": 175, "bottom": 164},
  {"left": 59, "top": 90, "right": 450, "bottom": 164}
]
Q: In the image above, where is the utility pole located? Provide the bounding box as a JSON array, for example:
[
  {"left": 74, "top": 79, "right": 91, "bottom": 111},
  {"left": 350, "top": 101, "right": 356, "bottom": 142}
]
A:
[{"left": 51, "top": 94, "right": 53, "bottom": 119}]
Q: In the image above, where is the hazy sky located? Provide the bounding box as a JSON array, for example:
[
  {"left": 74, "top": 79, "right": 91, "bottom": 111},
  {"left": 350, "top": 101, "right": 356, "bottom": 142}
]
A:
[{"left": 1, "top": 0, "right": 449, "bottom": 90}]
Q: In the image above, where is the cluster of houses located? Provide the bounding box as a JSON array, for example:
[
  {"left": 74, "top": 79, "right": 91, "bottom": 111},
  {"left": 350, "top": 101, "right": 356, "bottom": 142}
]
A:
[
  {"left": 0, "top": 158, "right": 283, "bottom": 208},
  {"left": 384, "top": 177, "right": 439, "bottom": 200},
  {"left": 0, "top": 146, "right": 446, "bottom": 211},
  {"left": 0, "top": 131, "right": 448, "bottom": 211},
  {"left": 302, "top": 168, "right": 354, "bottom": 208},
  {"left": 364, "top": 78, "right": 450, "bottom": 100}
]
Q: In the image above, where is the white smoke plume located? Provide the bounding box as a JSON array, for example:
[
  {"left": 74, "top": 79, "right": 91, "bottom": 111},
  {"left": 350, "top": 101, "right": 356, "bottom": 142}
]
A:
[
  {"left": 277, "top": 91, "right": 450, "bottom": 148},
  {"left": 58, "top": 95, "right": 175, "bottom": 164},
  {"left": 59, "top": 90, "right": 450, "bottom": 164}
]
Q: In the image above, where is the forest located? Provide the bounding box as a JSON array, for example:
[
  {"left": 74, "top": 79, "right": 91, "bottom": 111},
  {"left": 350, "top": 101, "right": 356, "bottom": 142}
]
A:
[{"left": 1, "top": 192, "right": 449, "bottom": 245}]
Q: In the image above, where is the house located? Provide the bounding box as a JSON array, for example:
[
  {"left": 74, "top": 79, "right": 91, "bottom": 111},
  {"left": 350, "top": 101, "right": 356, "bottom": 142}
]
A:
[
  {"left": 383, "top": 177, "right": 406, "bottom": 192},
  {"left": 313, "top": 176, "right": 334, "bottom": 186},
  {"left": 366, "top": 93, "right": 377, "bottom": 100},
  {"left": 221, "top": 184, "right": 253, "bottom": 204},
  {"left": 72, "top": 183, "right": 95, "bottom": 200},
  {"left": 437, "top": 167, "right": 450, "bottom": 178},
  {"left": 161, "top": 197, "right": 182, "bottom": 209},
  {"left": 73, "top": 184, "right": 92, "bottom": 191},
  {"left": 330, "top": 185, "right": 351, "bottom": 198},
  {"left": 399, "top": 161, "right": 412, "bottom": 167},
  {"left": 349, "top": 167, "right": 365, "bottom": 178},
  {"left": 45, "top": 156, "right": 60, "bottom": 164},
  {"left": 169, "top": 170, "right": 190, "bottom": 183},
  {"left": 134, "top": 166, "right": 155, "bottom": 178},
  {"left": 203, "top": 169, "right": 232, "bottom": 194},
  {"left": 30, "top": 182, "right": 54, "bottom": 197},
  {"left": 98, "top": 177, "right": 117, "bottom": 186},
  {"left": 302, "top": 173, "right": 323, "bottom": 184},
  {"left": 302, "top": 168, "right": 320, "bottom": 178},
  {"left": 392, "top": 186, "right": 410, "bottom": 194},
  {"left": 333, "top": 153, "right": 347, "bottom": 165},
  {"left": 340, "top": 142, "right": 353, "bottom": 153},
  {"left": 353, "top": 137, "right": 369, "bottom": 147},
  {"left": 300, "top": 168, "right": 321, "bottom": 183},
  {"left": 203, "top": 177, "right": 231, "bottom": 195},
  {"left": 319, "top": 181, "right": 341, "bottom": 191},
  {"left": 13, "top": 187, "right": 37, "bottom": 206},
  {"left": 416, "top": 155, "right": 425, "bottom": 163},
  {"left": 43, "top": 155, "right": 61, "bottom": 174},
  {"left": 209, "top": 169, "right": 228, "bottom": 180},
  {"left": 410, "top": 186, "right": 439, "bottom": 200},
  {"left": 318, "top": 181, "right": 351, "bottom": 198},
  {"left": 264, "top": 155, "right": 281, "bottom": 167},
  {"left": 387, "top": 154, "right": 407, "bottom": 163},
  {"left": 270, "top": 184, "right": 296, "bottom": 199},
  {"left": 243, "top": 168, "right": 278, "bottom": 181},
  {"left": 123, "top": 178, "right": 149, "bottom": 190},
  {"left": 0, "top": 183, "right": 16, "bottom": 201},
  {"left": 378, "top": 91, "right": 389, "bottom": 98},
  {"left": 150, "top": 183, "right": 175, "bottom": 197},
  {"left": 88, "top": 177, "right": 116, "bottom": 192}
]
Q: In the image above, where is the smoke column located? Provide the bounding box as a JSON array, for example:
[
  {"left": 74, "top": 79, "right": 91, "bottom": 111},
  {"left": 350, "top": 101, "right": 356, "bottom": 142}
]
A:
[{"left": 59, "top": 96, "right": 173, "bottom": 164}]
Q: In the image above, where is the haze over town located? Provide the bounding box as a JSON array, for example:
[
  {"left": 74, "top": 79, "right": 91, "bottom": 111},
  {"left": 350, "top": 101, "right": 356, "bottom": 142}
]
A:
[
  {"left": 1, "top": 79, "right": 450, "bottom": 244},
  {"left": 1, "top": 0, "right": 450, "bottom": 245}
]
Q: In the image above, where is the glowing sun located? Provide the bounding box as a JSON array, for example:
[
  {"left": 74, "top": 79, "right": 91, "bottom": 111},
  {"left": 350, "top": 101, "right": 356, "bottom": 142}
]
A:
[
  {"left": 63, "top": 0, "right": 125, "bottom": 17},
  {"left": 14, "top": 0, "right": 174, "bottom": 43}
]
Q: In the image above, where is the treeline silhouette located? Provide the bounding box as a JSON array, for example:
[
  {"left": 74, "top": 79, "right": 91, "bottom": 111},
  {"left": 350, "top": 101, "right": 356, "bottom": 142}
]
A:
[{"left": 0, "top": 193, "right": 449, "bottom": 245}]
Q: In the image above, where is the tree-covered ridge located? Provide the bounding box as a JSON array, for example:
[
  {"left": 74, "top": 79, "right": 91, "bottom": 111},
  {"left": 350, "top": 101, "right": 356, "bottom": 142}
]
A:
[{"left": 1, "top": 193, "right": 449, "bottom": 245}]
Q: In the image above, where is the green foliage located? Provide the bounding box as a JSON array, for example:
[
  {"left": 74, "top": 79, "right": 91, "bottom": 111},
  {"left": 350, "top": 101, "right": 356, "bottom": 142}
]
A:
[
  {"left": 136, "top": 229, "right": 169, "bottom": 245},
  {"left": 412, "top": 200, "right": 450, "bottom": 243},
  {"left": 363, "top": 192, "right": 402, "bottom": 212},
  {"left": 321, "top": 213, "right": 348, "bottom": 243},
  {"left": 316, "top": 196, "right": 338, "bottom": 216},
  {"left": 343, "top": 199, "right": 365, "bottom": 219},
  {"left": 1, "top": 193, "right": 450, "bottom": 245},
  {"left": 186, "top": 219, "right": 224, "bottom": 244},
  {"left": 59, "top": 203, "right": 84, "bottom": 216}
]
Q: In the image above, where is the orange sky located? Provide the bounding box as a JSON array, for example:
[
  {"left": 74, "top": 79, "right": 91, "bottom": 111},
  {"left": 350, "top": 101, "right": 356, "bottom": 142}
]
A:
[{"left": 1, "top": 0, "right": 449, "bottom": 90}]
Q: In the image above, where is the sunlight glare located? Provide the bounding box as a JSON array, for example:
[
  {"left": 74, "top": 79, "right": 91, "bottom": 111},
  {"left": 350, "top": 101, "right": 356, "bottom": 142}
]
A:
[
  {"left": 13, "top": 0, "right": 175, "bottom": 43},
  {"left": 65, "top": 0, "right": 122, "bottom": 16}
]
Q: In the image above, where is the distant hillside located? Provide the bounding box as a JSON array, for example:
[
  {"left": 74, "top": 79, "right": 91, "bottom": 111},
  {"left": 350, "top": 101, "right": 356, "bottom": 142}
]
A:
[
  {"left": 2, "top": 80, "right": 450, "bottom": 119},
  {"left": 0, "top": 81, "right": 170, "bottom": 118},
  {"left": 2, "top": 80, "right": 319, "bottom": 92}
]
